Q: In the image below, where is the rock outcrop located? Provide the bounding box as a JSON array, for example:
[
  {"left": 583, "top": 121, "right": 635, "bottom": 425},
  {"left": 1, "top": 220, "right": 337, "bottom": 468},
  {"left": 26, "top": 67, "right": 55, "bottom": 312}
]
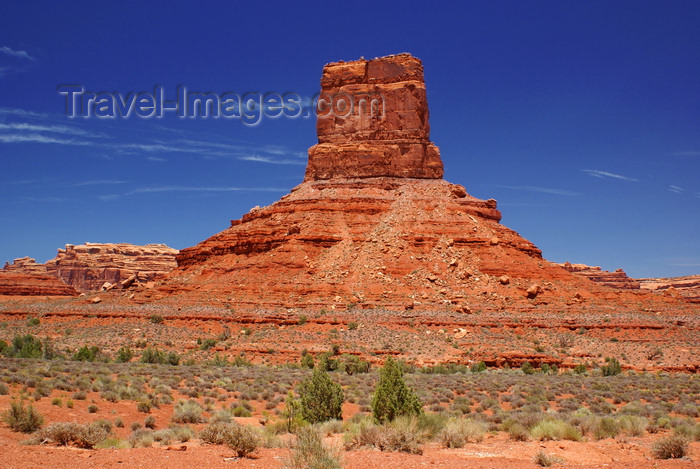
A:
[
  {"left": 0, "top": 272, "right": 78, "bottom": 296},
  {"left": 3, "top": 257, "right": 48, "bottom": 275},
  {"left": 555, "top": 262, "right": 641, "bottom": 290},
  {"left": 163, "top": 53, "right": 621, "bottom": 310},
  {"left": 4, "top": 243, "right": 178, "bottom": 292},
  {"left": 639, "top": 275, "right": 700, "bottom": 303},
  {"left": 305, "top": 54, "right": 443, "bottom": 181},
  {"left": 44, "top": 243, "right": 178, "bottom": 292}
]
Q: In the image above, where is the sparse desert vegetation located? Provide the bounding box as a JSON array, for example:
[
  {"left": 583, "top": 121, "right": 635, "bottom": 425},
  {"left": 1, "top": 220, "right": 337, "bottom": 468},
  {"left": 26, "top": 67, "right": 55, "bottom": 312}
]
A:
[{"left": 0, "top": 353, "right": 696, "bottom": 467}]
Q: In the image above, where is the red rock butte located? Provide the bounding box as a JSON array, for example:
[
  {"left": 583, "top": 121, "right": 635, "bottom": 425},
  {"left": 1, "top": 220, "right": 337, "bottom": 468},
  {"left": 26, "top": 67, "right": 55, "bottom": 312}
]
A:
[
  {"left": 305, "top": 54, "right": 443, "bottom": 180},
  {"left": 162, "top": 54, "right": 650, "bottom": 310}
]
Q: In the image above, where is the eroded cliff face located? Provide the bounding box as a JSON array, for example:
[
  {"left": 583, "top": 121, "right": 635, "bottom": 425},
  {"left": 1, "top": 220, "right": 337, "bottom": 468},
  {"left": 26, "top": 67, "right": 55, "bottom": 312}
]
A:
[
  {"left": 639, "top": 275, "right": 700, "bottom": 303},
  {"left": 3, "top": 257, "right": 48, "bottom": 275},
  {"left": 0, "top": 272, "right": 78, "bottom": 296},
  {"left": 305, "top": 54, "right": 443, "bottom": 181},
  {"left": 555, "top": 262, "right": 641, "bottom": 290},
  {"left": 163, "top": 53, "right": 626, "bottom": 310},
  {"left": 44, "top": 243, "right": 178, "bottom": 292}
]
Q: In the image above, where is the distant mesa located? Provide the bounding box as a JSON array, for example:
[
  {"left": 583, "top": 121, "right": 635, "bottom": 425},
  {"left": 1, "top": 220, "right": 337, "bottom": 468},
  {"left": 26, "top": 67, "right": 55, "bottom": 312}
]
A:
[
  {"left": 3, "top": 242, "right": 178, "bottom": 293},
  {"left": 638, "top": 275, "right": 700, "bottom": 303},
  {"left": 555, "top": 262, "right": 641, "bottom": 290}
]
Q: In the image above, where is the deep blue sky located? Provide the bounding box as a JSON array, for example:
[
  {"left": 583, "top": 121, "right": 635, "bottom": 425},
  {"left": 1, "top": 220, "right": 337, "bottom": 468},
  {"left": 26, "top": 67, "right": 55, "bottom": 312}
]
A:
[{"left": 1, "top": 1, "right": 698, "bottom": 278}]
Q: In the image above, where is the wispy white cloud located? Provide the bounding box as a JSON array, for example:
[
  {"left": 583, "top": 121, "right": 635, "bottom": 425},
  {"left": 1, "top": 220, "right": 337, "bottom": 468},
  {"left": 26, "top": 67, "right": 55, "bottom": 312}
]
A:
[
  {"left": 0, "top": 107, "right": 47, "bottom": 118},
  {"left": 0, "top": 46, "right": 35, "bottom": 61},
  {"left": 20, "top": 196, "right": 69, "bottom": 203},
  {"left": 73, "top": 180, "right": 127, "bottom": 187},
  {"left": 0, "top": 122, "right": 93, "bottom": 136},
  {"left": 0, "top": 107, "right": 304, "bottom": 166},
  {"left": 99, "top": 185, "right": 288, "bottom": 201},
  {"left": 238, "top": 155, "right": 306, "bottom": 165},
  {"left": 493, "top": 185, "right": 581, "bottom": 196},
  {"left": 668, "top": 185, "right": 685, "bottom": 193},
  {"left": 115, "top": 137, "right": 305, "bottom": 165},
  {"left": 128, "top": 185, "right": 287, "bottom": 194},
  {"left": 0, "top": 133, "right": 90, "bottom": 145},
  {"left": 582, "top": 169, "right": 639, "bottom": 182}
]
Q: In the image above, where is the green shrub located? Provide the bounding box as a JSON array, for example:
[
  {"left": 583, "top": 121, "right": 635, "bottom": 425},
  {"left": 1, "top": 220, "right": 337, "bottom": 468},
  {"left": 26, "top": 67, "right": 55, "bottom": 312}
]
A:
[
  {"left": 2, "top": 400, "right": 43, "bottom": 432},
  {"left": 672, "top": 423, "right": 700, "bottom": 441},
  {"left": 144, "top": 416, "right": 156, "bottom": 429},
  {"left": 73, "top": 345, "right": 101, "bottom": 362},
  {"left": 137, "top": 401, "right": 152, "bottom": 413},
  {"left": 282, "top": 391, "right": 304, "bottom": 433},
  {"left": 172, "top": 400, "right": 205, "bottom": 423},
  {"left": 150, "top": 315, "right": 164, "bottom": 324},
  {"left": 200, "top": 338, "right": 217, "bottom": 350},
  {"left": 88, "top": 404, "right": 99, "bottom": 413},
  {"left": 298, "top": 315, "right": 308, "bottom": 326},
  {"left": 507, "top": 423, "right": 529, "bottom": 441},
  {"left": 530, "top": 419, "right": 582, "bottom": 441},
  {"left": 167, "top": 352, "right": 180, "bottom": 365},
  {"left": 338, "top": 354, "right": 371, "bottom": 375},
  {"left": 652, "top": 434, "right": 689, "bottom": 459},
  {"left": 286, "top": 426, "right": 342, "bottom": 469},
  {"left": 618, "top": 415, "right": 647, "bottom": 436},
  {"left": 129, "top": 428, "right": 154, "bottom": 447},
  {"left": 34, "top": 422, "right": 108, "bottom": 448},
  {"left": 439, "top": 418, "right": 486, "bottom": 447},
  {"left": 521, "top": 361, "right": 535, "bottom": 375},
  {"left": 533, "top": 450, "right": 560, "bottom": 467},
  {"left": 601, "top": 357, "right": 622, "bottom": 376},
  {"left": 298, "top": 367, "right": 343, "bottom": 424},
  {"left": 26, "top": 317, "right": 40, "bottom": 327},
  {"left": 593, "top": 417, "right": 620, "bottom": 440},
  {"left": 199, "top": 421, "right": 259, "bottom": 457},
  {"left": 470, "top": 361, "right": 487, "bottom": 373},
  {"left": 371, "top": 357, "right": 422, "bottom": 424},
  {"left": 116, "top": 346, "right": 133, "bottom": 363},
  {"left": 345, "top": 416, "right": 426, "bottom": 455},
  {"left": 347, "top": 321, "right": 359, "bottom": 330},
  {"left": 573, "top": 364, "right": 587, "bottom": 374},
  {"left": 301, "top": 352, "right": 315, "bottom": 369},
  {"left": 96, "top": 437, "right": 129, "bottom": 449},
  {"left": 10, "top": 334, "right": 43, "bottom": 358},
  {"left": 0, "top": 382, "right": 8, "bottom": 395},
  {"left": 231, "top": 405, "right": 252, "bottom": 417}
]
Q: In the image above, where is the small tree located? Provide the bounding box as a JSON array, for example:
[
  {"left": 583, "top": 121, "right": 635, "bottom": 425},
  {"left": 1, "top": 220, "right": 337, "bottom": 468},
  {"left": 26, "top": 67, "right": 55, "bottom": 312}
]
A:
[
  {"left": 297, "top": 367, "right": 343, "bottom": 424},
  {"left": 2, "top": 400, "right": 44, "bottom": 433},
  {"left": 601, "top": 357, "right": 622, "bottom": 376},
  {"left": 300, "top": 351, "right": 315, "bottom": 369},
  {"left": 116, "top": 346, "right": 133, "bottom": 363},
  {"left": 371, "top": 357, "right": 422, "bottom": 424},
  {"left": 282, "top": 391, "right": 304, "bottom": 433}
]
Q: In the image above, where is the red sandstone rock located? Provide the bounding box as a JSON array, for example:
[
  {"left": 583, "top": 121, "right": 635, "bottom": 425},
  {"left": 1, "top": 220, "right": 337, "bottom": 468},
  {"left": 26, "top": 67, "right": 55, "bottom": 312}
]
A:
[
  {"left": 3, "top": 257, "right": 47, "bottom": 275},
  {"left": 0, "top": 271, "right": 78, "bottom": 296},
  {"left": 45, "top": 243, "right": 178, "bottom": 292},
  {"left": 638, "top": 275, "right": 700, "bottom": 303},
  {"left": 305, "top": 54, "right": 443, "bottom": 181},
  {"left": 556, "top": 262, "right": 641, "bottom": 290},
  {"left": 159, "top": 53, "right": 624, "bottom": 310}
]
